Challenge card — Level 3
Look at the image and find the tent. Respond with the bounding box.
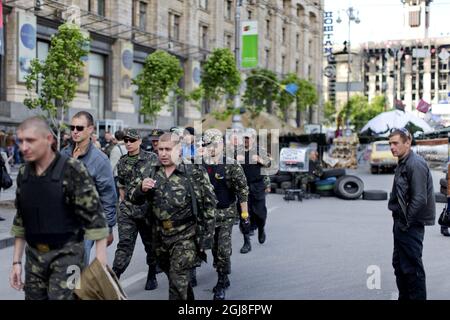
[360,109,434,136]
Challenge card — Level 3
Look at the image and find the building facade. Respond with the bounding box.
[1,0,324,133]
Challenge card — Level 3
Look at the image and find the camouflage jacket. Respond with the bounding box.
[11,153,108,241]
[131,163,217,250]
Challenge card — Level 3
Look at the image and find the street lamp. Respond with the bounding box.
[337,7,360,130]
[232,0,244,129]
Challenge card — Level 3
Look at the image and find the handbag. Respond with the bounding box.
[438,205,450,227]
[0,163,12,190]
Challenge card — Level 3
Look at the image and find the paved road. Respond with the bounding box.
[0,164,449,300]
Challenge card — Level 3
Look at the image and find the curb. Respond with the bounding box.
[0,200,14,209]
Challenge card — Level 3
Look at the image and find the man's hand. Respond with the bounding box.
[141,178,156,192]
[106,232,114,247]
[236,154,245,162]
[252,154,260,164]
[9,264,24,291]
[265,187,271,193]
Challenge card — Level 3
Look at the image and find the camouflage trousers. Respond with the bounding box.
[113,202,156,275]
[212,207,236,274]
[24,241,84,300]
[294,173,317,191]
[156,237,197,300]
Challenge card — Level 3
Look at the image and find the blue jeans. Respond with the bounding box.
[83,240,95,266]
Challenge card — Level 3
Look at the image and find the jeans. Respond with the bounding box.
[83,240,95,266]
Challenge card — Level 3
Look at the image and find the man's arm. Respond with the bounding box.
[10,238,26,290]
[406,160,429,223]
[195,166,217,250]
[95,158,118,228]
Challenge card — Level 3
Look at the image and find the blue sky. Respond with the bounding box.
[324,0,450,46]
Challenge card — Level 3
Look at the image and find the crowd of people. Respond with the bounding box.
[7,112,273,300]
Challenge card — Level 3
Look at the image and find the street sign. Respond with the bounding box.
[241,21,258,69]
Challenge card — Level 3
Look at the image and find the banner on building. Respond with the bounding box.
[0,0,4,56]
[77,29,90,93]
[17,11,37,83]
[120,41,133,97]
[241,21,258,69]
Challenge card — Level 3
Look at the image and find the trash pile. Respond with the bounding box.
[323,135,359,169]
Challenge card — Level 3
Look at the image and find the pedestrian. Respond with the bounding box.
[130,132,217,300]
[0,154,6,221]
[112,128,160,291]
[61,111,117,265]
[182,127,197,162]
[148,129,164,155]
[294,150,324,192]
[201,129,249,300]
[109,130,127,197]
[388,128,435,300]
[91,133,102,149]
[237,128,271,254]
[9,116,108,300]
[101,131,115,157]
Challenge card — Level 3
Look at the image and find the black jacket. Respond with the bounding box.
[388,151,436,229]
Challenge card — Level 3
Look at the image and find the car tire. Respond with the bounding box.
[440,178,447,189]
[322,168,346,179]
[276,174,292,183]
[334,175,364,200]
[280,181,293,189]
[363,190,388,201]
[435,192,447,204]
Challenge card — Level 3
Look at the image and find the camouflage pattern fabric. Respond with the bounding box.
[24,241,84,300]
[113,150,158,275]
[131,163,217,300]
[212,207,235,274]
[293,160,324,190]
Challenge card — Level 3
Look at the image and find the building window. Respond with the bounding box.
[139,2,147,30]
[282,55,286,74]
[36,41,50,96]
[89,53,106,119]
[225,34,232,50]
[309,38,313,56]
[225,0,232,20]
[296,60,299,74]
[98,0,105,16]
[283,0,290,11]
[169,12,181,40]
[200,25,208,49]
[199,0,208,10]
[282,26,286,44]
[308,64,312,80]
[133,62,147,123]
[297,4,304,17]
[248,10,252,20]
[265,48,270,69]
[296,33,300,50]
[266,19,270,39]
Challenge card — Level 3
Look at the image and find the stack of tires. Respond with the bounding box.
[270,172,293,194]
[332,175,364,200]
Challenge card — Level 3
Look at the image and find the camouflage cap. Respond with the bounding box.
[243,128,257,137]
[149,129,164,140]
[170,126,185,136]
[203,128,223,145]
[124,128,141,140]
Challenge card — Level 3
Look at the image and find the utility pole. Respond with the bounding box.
[232,0,244,129]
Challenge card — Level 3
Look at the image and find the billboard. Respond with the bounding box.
[17,11,36,83]
[241,21,258,69]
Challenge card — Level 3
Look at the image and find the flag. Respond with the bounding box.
[416,98,431,113]
[0,0,4,56]
[394,99,405,111]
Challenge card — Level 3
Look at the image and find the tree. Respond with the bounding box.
[24,23,89,150]
[243,68,279,118]
[323,101,336,126]
[133,50,184,123]
[201,48,241,102]
[339,95,386,131]
[276,73,298,122]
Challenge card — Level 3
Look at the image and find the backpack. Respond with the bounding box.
[0,156,12,190]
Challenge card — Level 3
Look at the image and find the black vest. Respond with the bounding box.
[205,163,236,209]
[241,149,263,184]
[20,154,82,245]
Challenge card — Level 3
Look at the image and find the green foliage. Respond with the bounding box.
[323,101,336,125]
[201,48,241,100]
[24,23,89,118]
[339,95,386,131]
[243,68,279,119]
[133,50,183,122]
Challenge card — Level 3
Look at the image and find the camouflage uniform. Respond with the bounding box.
[294,159,324,191]
[131,161,217,300]
[11,153,108,300]
[112,130,159,278]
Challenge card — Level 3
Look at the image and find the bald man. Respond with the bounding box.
[9,116,108,300]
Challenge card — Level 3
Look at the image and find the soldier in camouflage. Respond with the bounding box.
[131,132,217,300]
[9,117,108,300]
[201,129,249,300]
[112,128,160,290]
[294,150,323,191]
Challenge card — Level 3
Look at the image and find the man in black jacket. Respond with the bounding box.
[388,128,435,300]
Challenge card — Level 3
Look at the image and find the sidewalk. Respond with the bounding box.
[0,167,18,249]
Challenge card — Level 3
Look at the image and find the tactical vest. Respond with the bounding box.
[204,163,236,209]
[241,149,263,184]
[19,154,83,245]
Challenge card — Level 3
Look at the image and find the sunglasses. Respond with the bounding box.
[124,137,138,143]
[70,125,85,132]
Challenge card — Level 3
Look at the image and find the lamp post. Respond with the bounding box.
[232,0,244,129]
[337,7,360,130]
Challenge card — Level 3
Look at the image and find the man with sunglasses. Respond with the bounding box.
[201,129,249,300]
[388,128,435,300]
[61,111,117,266]
[112,128,160,290]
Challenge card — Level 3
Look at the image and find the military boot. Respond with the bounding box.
[190,268,198,287]
[145,266,158,290]
[240,234,252,254]
[213,272,227,300]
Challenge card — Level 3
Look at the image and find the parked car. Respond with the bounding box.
[369,140,397,174]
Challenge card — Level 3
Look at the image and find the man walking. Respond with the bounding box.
[131,132,216,300]
[112,129,160,290]
[388,128,435,300]
[9,117,108,300]
[61,111,117,265]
